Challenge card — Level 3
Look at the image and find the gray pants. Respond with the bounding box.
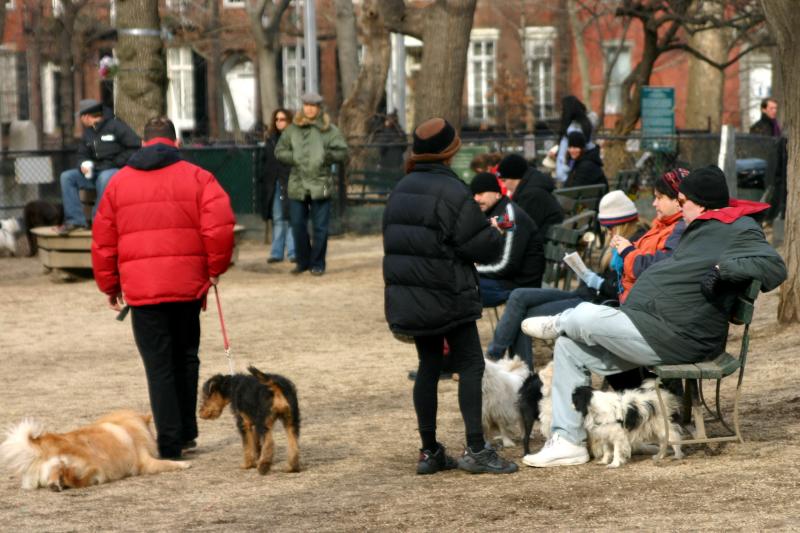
[551,302,675,444]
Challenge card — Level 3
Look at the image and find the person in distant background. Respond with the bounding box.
[749,97,787,222]
[554,96,594,184]
[57,98,140,235]
[260,108,295,264]
[564,131,607,189]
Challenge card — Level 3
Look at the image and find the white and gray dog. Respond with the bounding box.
[481,356,531,448]
[572,379,683,468]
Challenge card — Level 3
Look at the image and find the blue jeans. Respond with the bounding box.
[550,303,664,444]
[486,287,583,367]
[60,167,119,226]
[479,277,514,307]
[290,197,331,272]
[270,183,295,260]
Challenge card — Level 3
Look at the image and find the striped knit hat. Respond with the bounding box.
[598,190,638,227]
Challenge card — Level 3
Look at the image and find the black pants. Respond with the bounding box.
[413,321,485,447]
[131,300,202,458]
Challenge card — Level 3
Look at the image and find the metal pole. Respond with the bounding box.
[303,0,318,94]
[393,33,406,131]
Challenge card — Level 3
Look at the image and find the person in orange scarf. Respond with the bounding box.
[608,168,689,302]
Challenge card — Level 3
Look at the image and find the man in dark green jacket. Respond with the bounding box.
[275,92,348,276]
[519,166,787,468]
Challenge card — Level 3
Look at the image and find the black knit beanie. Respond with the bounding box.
[470,172,502,194]
[567,131,587,148]
[678,165,729,209]
[497,153,528,179]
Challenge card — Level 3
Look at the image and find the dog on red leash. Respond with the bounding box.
[0,410,190,491]
[199,366,300,474]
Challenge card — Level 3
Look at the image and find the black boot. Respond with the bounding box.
[416,443,458,475]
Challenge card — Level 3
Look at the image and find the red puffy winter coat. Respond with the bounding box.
[91,139,235,306]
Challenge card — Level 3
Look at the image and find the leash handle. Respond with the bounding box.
[213,285,235,375]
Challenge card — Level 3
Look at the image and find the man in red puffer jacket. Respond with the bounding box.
[92,117,235,459]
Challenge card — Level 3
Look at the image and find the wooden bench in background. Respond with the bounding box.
[31,224,246,280]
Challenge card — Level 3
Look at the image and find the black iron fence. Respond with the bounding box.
[0,131,783,233]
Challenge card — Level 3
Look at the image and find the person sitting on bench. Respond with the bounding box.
[520,165,786,468]
[57,99,140,235]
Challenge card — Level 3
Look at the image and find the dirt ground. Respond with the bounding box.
[1,235,799,532]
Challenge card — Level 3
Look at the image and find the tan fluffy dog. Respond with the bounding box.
[0,410,190,491]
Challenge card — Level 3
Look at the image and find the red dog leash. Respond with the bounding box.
[213,285,235,375]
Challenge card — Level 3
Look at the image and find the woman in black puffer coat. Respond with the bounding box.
[260,108,295,263]
[383,117,517,476]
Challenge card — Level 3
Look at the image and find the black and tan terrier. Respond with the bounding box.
[199,366,300,474]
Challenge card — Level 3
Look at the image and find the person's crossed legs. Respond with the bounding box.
[523,302,666,468]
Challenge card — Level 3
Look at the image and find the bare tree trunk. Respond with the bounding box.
[247,0,291,127]
[555,0,571,102]
[685,2,727,131]
[761,0,800,323]
[115,0,165,136]
[26,3,44,143]
[567,0,590,104]
[56,7,77,145]
[0,1,6,47]
[334,0,359,101]
[206,0,224,139]
[414,0,477,130]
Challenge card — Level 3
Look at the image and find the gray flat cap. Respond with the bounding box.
[77,98,103,116]
[301,92,323,105]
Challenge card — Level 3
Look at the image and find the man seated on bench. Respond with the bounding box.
[520,166,786,468]
[470,172,545,308]
[496,154,564,239]
[57,99,141,235]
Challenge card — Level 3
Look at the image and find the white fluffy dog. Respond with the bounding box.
[482,356,530,448]
[572,379,684,468]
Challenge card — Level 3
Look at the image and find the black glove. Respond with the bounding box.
[700,265,722,300]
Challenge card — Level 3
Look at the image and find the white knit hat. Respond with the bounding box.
[598,190,638,227]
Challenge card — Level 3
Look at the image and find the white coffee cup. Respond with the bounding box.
[81,160,94,179]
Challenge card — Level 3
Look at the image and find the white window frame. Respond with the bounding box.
[603,40,633,115]
[166,47,195,134]
[5,1,15,10]
[523,26,556,120]
[467,28,498,124]
[282,44,305,110]
[0,50,18,123]
[52,0,63,17]
[222,0,245,8]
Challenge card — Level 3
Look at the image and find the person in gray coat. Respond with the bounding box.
[519,165,787,468]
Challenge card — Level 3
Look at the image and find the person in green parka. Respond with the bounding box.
[518,165,787,468]
[275,92,348,276]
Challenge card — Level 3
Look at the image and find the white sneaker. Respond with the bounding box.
[521,314,561,340]
[522,433,589,468]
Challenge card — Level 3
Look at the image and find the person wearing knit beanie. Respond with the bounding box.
[678,165,729,210]
[567,131,587,149]
[598,190,638,227]
[655,167,690,199]
[405,117,461,173]
[470,172,503,213]
[497,154,528,180]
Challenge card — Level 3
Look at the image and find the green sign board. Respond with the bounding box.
[641,86,675,152]
[451,145,490,183]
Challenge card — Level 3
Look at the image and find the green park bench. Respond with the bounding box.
[346,168,404,204]
[650,279,761,454]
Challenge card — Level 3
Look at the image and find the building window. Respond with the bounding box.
[524,26,556,119]
[167,47,195,133]
[222,0,245,8]
[5,1,15,9]
[603,41,632,115]
[52,0,63,17]
[467,28,498,123]
[0,51,18,123]
[282,44,305,110]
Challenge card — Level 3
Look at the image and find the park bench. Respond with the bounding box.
[31,224,246,280]
[346,168,404,204]
[650,279,761,454]
[613,169,640,197]
[553,183,607,219]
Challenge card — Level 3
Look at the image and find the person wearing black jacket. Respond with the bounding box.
[496,153,563,236]
[470,172,544,307]
[564,131,608,189]
[57,99,141,234]
[260,108,295,263]
[383,117,517,476]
